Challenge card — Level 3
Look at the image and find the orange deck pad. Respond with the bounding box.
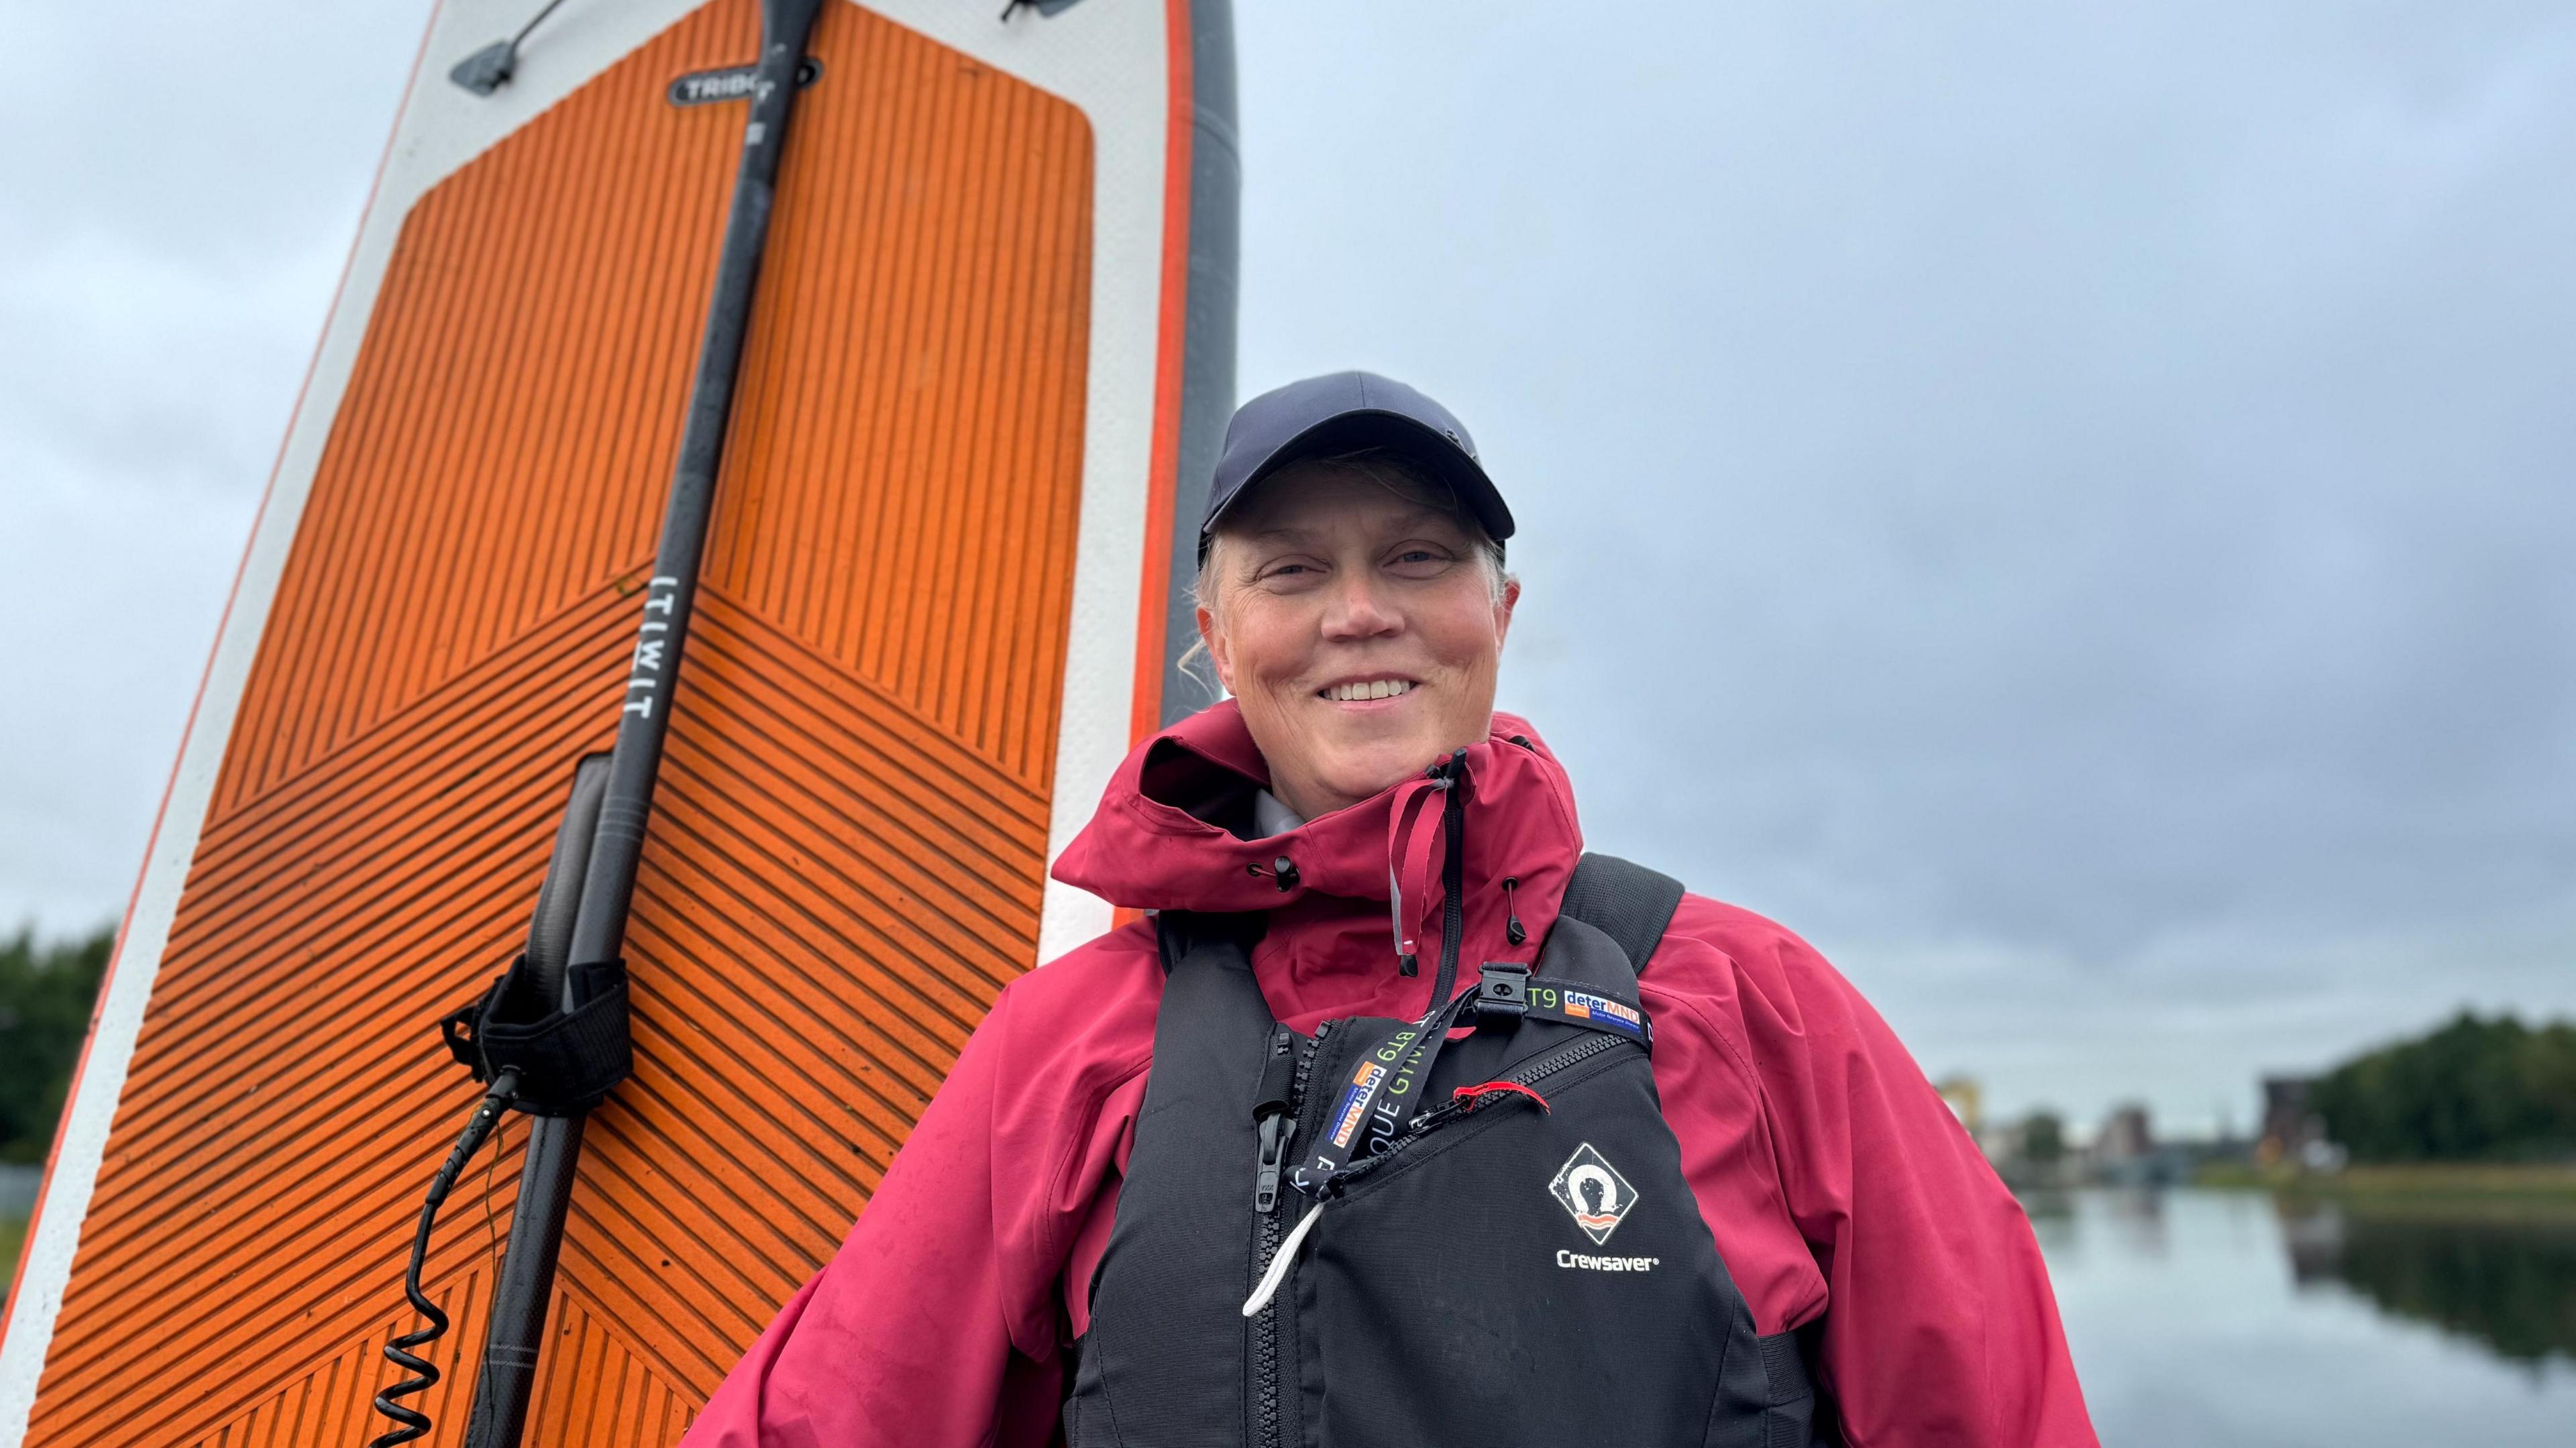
[23,3,1093,1443]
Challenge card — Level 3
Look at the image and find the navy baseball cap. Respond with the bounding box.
[1199,371,1514,562]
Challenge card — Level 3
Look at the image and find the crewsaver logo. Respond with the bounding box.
[1549,1143,1638,1245]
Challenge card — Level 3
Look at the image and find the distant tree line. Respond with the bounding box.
[2312,1010,2576,1163]
[2021,1110,2065,1162]
[0,928,112,1164]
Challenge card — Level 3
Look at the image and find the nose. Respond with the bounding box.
[1320,569,1402,643]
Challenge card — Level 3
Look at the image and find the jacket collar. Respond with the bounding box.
[1053,702,1587,992]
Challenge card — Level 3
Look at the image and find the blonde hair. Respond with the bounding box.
[1179,447,1513,693]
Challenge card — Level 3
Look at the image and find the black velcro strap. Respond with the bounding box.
[1557,852,1686,977]
[439,955,633,1117]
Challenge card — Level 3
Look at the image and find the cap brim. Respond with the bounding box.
[1203,410,1515,551]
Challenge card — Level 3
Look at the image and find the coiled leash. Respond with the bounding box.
[366,950,635,1446]
[366,1073,517,1445]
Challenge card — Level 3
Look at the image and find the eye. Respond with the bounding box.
[1385,543,1456,576]
[1254,556,1327,589]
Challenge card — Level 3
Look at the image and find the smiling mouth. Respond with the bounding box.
[1320,678,1417,702]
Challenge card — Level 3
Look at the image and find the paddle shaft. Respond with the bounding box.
[462,3,823,1442]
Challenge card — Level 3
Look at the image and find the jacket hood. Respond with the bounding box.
[1053,702,1588,988]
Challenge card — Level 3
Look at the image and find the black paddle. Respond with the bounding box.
[369,2,824,1443]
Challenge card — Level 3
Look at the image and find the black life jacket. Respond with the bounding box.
[1066,853,1825,1448]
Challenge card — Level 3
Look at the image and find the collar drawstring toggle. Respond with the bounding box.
[1383,754,1461,978]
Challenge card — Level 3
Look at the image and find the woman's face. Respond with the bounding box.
[1199,463,1519,821]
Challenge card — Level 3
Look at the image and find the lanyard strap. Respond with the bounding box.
[1291,993,1464,1192]
[1469,962,1651,1046]
[1288,972,1654,1196]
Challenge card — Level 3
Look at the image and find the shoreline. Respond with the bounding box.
[2190,1162,2576,1220]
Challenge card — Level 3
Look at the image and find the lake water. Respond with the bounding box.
[2032,1188,2576,1447]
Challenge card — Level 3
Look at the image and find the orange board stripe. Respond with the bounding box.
[1130,0,1198,746]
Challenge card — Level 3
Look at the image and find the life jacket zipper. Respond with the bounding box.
[1291,1021,1330,1125]
[1317,1030,1631,1197]
[1252,1025,1297,1214]
[1252,1020,1327,1448]
[1252,1196,1283,1448]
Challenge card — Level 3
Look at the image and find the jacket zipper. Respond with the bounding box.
[1427,771,1467,1009]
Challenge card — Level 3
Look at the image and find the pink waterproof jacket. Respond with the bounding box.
[682,704,2097,1447]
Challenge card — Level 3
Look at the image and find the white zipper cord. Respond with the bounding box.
[1240,1202,1325,1318]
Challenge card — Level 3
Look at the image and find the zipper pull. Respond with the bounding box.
[1253,1025,1297,1116]
[1251,1024,1299,1213]
[1389,862,1418,976]
[1452,1080,1550,1113]
[1241,1202,1326,1317]
[1252,1111,1293,1213]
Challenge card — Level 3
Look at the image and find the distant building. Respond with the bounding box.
[2087,1101,2189,1185]
[2096,1103,2154,1162]
[1935,1075,1984,1137]
[2259,1074,2334,1169]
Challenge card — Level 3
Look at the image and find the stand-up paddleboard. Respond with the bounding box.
[0,1,1237,1443]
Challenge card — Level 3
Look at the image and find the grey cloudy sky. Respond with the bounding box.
[4,1,2570,1134]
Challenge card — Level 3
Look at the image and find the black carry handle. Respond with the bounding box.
[440,956,632,1117]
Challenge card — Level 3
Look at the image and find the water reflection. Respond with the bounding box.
[2275,1197,2576,1368]
[2035,1188,2576,1447]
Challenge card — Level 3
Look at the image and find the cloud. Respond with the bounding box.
[1236,1,2576,1127]
[0,1,433,929]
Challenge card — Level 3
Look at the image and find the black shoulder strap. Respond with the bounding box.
[1152,909,1267,974]
[1556,852,1686,977]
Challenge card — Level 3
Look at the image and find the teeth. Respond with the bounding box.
[1326,679,1414,702]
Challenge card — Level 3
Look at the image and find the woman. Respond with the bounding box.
[683,372,2098,1446]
